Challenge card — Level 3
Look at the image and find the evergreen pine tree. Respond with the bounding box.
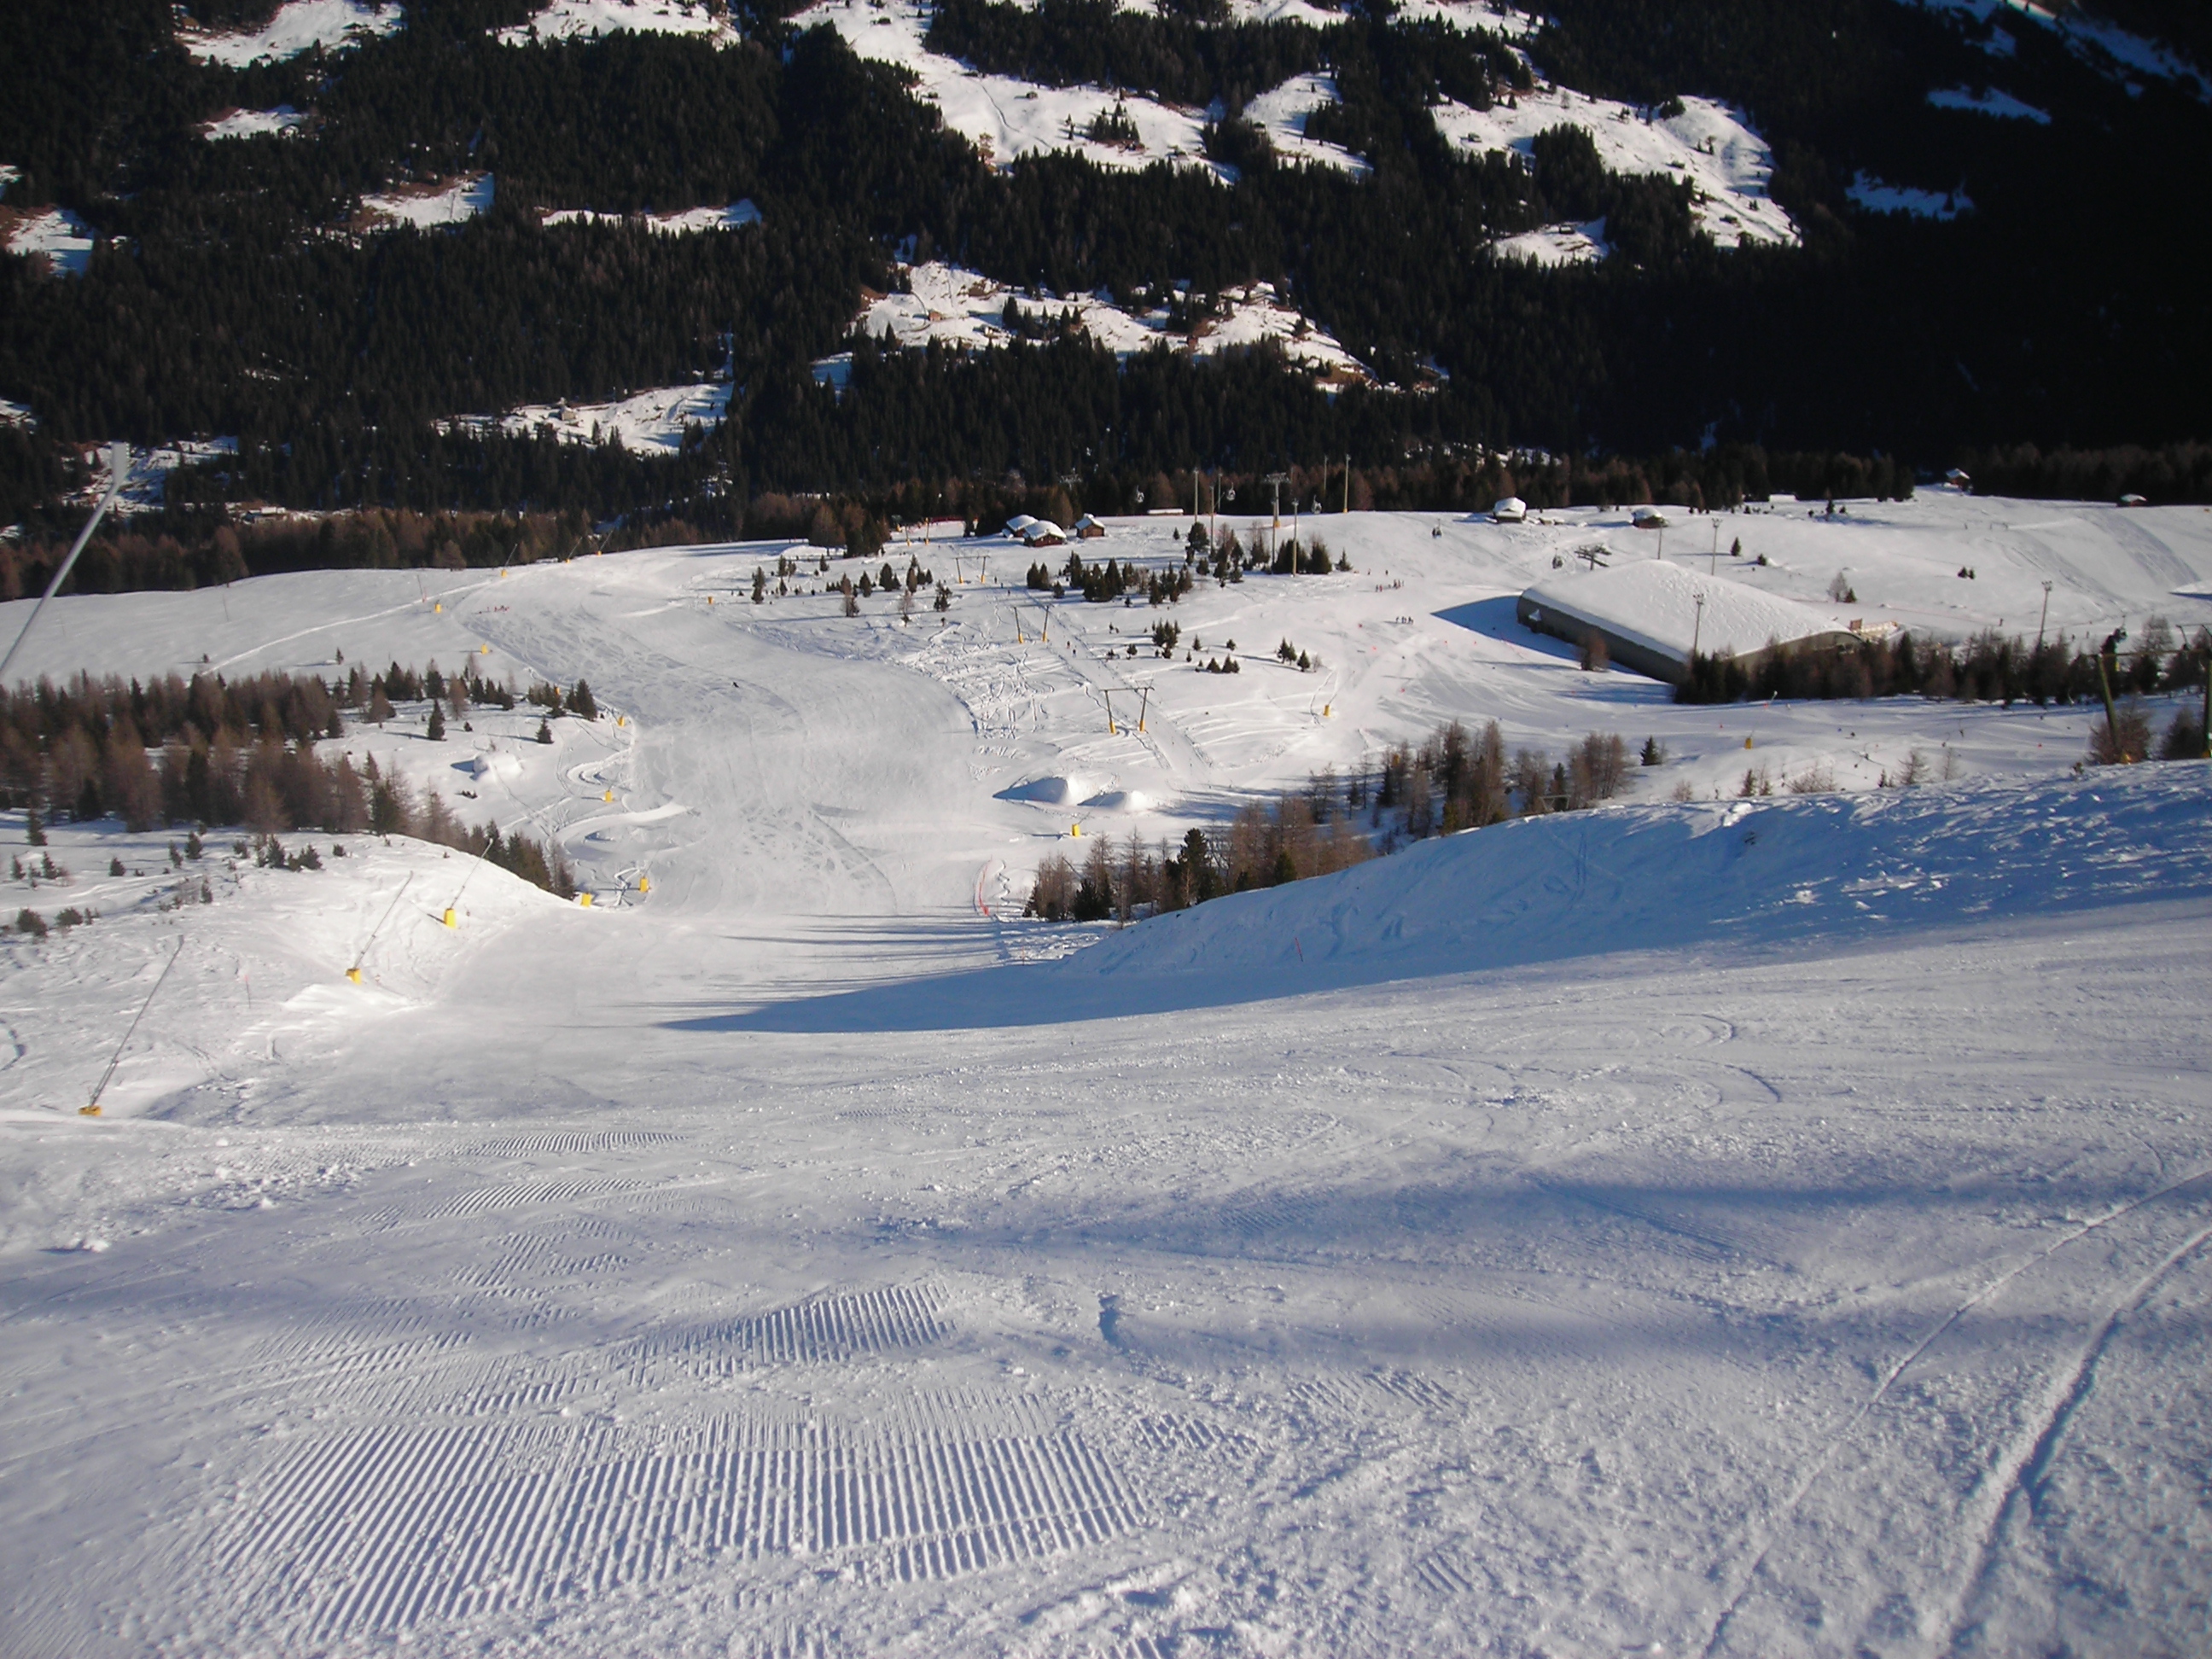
[568,679,597,719]
[536,719,554,744]
[24,809,44,846]
[427,704,446,741]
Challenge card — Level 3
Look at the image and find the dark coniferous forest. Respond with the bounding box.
[1,0,2209,584]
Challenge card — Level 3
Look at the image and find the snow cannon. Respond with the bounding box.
[442,907,457,928]
[577,893,594,907]
[77,1104,101,1116]
[602,788,614,803]
[346,967,363,984]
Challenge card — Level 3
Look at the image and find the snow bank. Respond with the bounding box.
[181,0,402,67]
[1068,766,2212,988]
[1520,558,1848,669]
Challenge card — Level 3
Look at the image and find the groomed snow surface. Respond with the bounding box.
[3,497,2211,1655]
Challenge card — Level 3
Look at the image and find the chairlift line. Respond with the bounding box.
[0,442,130,689]
[80,936,186,1117]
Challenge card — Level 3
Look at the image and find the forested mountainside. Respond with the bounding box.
[1,0,2208,558]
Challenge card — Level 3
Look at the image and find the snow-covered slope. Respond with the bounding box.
[498,0,742,45]
[1435,90,1798,258]
[790,0,1224,173]
[201,105,311,141]
[3,206,94,276]
[1069,766,2212,990]
[361,174,496,230]
[180,0,404,67]
[445,379,731,453]
[845,260,1373,383]
[2,500,2209,1656]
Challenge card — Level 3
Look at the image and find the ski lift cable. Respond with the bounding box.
[0,442,130,689]
[81,934,187,1116]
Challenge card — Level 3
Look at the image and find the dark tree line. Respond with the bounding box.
[3,0,2209,539]
[1677,622,2212,707]
[0,664,575,892]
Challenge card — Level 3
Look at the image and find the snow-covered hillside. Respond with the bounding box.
[2,498,2209,1655]
[842,261,1374,385]
[179,0,403,67]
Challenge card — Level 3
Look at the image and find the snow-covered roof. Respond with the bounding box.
[1493,497,1527,521]
[1021,521,1069,544]
[1522,559,1848,665]
[1004,515,1039,535]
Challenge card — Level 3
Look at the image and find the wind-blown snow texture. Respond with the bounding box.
[2,498,2209,1656]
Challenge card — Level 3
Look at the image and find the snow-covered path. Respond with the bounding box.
[3,498,2209,1654]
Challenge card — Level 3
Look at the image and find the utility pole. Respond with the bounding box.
[1709,519,1719,575]
[2036,579,2053,649]
[1342,453,1351,515]
[1691,591,1706,660]
[1265,471,1289,562]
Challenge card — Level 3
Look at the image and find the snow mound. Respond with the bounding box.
[1081,789,1153,812]
[458,752,526,780]
[1521,558,1847,668]
[1071,768,2212,987]
[182,0,401,67]
[998,775,1097,806]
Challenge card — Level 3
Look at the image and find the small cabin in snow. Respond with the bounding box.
[1630,504,1671,530]
[1021,520,1068,547]
[1074,514,1108,538]
[1492,496,1527,524]
[1003,514,1039,537]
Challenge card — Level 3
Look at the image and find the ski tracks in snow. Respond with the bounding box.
[1700,1162,2212,1656]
